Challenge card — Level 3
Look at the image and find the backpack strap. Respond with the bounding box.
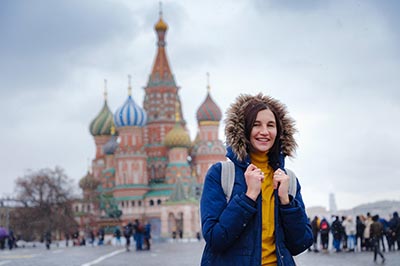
[221,160,235,202]
[285,168,297,197]
[220,162,298,203]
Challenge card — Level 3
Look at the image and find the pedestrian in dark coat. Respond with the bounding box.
[331,216,343,252]
[144,222,151,250]
[200,94,313,266]
[319,218,330,252]
[44,231,51,250]
[389,211,400,250]
[356,215,365,251]
[370,215,385,263]
[311,216,320,252]
[124,223,133,251]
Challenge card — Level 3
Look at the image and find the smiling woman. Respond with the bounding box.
[200,93,313,266]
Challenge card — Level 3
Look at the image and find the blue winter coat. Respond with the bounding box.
[200,148,313,265]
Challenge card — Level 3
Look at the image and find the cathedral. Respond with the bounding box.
[75,10,225,239]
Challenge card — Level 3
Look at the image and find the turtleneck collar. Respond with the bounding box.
[250,152,269,166]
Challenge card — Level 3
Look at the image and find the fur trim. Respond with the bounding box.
[224,93,297,162]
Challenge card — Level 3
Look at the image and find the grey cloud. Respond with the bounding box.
[0,0,137,94]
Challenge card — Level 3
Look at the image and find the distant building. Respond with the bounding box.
[73,9,225,239]
[329,193,338,213]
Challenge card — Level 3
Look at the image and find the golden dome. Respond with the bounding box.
[155,17,168,32]
[164,124,191,148]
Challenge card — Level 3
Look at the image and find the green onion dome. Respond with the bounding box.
[89,80,114,136]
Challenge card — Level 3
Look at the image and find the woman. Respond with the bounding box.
[200,93,313,266]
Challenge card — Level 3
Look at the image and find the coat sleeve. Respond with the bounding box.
[278,177,313,255]
[200,163,257,253]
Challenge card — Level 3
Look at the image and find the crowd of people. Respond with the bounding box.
[83,219,152,252]
[309,211,400,262]
[0,220,152,252]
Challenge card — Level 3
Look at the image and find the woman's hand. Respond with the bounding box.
[273,169,290,205]
[244,164,264,201]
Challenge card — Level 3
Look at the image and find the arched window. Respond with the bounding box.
[157,199,162,205]
[138,200,142,207]
[149,199,154,206]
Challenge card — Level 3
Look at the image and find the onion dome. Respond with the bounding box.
[79,171,100,191]
[196,73,222,122]
[164,102,191,148]
[114,76,147,127]
[103,126,118,155]
[164,123,192,148]
[89,80,114,136]
[155,17,168,32]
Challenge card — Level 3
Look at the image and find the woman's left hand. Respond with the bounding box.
[273,169,290,205]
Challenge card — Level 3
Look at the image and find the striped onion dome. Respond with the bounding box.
[196,92,222,122]
[164,123,192,148]
[89,100,114,136]
[114,79,147,128]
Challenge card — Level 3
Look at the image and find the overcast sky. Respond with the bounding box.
[1,0,399,210]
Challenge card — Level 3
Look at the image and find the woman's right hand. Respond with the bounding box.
[244,164,264,201]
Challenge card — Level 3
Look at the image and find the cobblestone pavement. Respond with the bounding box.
[0,240,399,265]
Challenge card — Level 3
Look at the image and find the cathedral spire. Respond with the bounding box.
[103,79,108,101]
[206,72,211,93]
[128,74,132,96]
[150,7,173,86]
[175,101,181,123]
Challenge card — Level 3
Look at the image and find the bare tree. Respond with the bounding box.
[11,167,78,241]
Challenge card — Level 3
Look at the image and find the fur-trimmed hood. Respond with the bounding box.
[224,93,297,162]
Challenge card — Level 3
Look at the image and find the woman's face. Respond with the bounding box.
[250,109,277,154]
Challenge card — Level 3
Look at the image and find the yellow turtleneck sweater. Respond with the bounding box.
[250,152,276,266]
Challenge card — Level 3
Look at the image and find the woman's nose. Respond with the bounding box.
[260,125,268,134]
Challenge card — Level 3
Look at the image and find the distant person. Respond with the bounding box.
[114,226,122,246]
[196,232,201,241]
[144,222,151,250]
[364,213,373,251]
[343,216,356,252]
[319,218,330,252]
[370,215,385,263]
[341,216,348,250]
[200,94,313,265]
[311,216,320,252]
[378,216,389,252]
[124,223,133,251]
[133,219,144,251]
[98,228,105,246]
[356,215,365,251]
[44,231,51,250]
[64,232,70,247]
[389,211,400,251]
[89,230,95,246]
[7,229,15,250]
[331,216,343,252]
